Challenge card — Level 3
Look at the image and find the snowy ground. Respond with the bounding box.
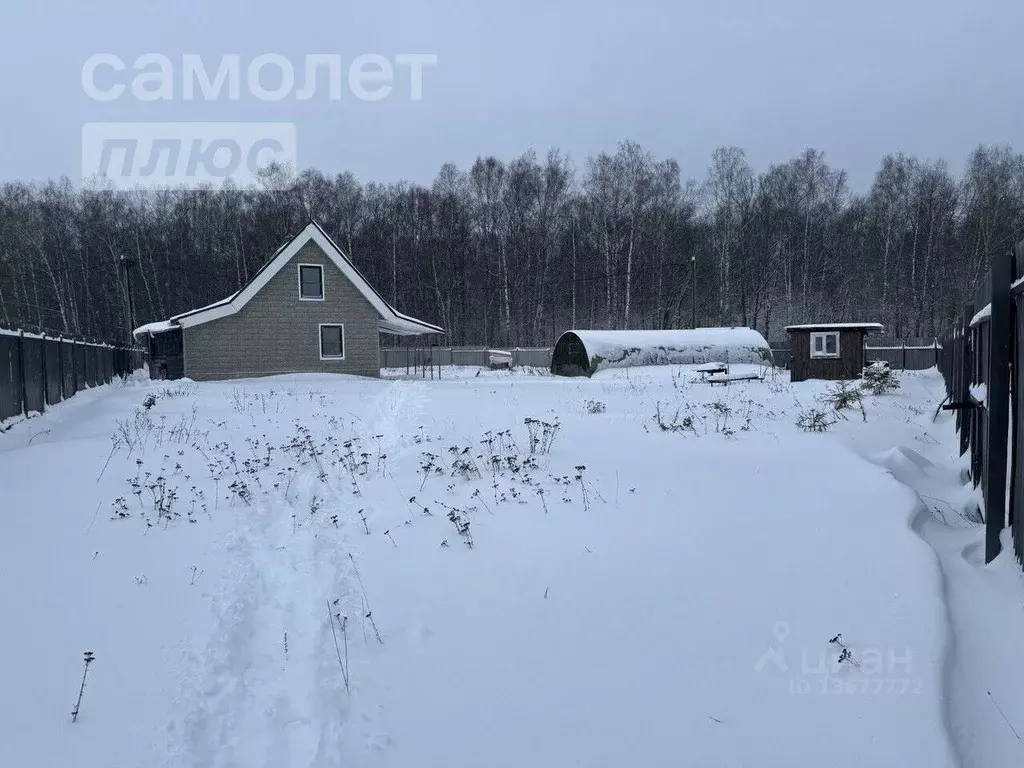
[1,365,1022,768]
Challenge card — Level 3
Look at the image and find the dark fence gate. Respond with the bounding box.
[939,243,1022,568]
[0,329,145,426]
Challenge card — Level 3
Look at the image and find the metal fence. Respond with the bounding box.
[938,242,1021,568]
[0,329,145,425]
[863,343,942,371]
[767,341,940,372]
[381,346,554,371]
[386,342,940,374]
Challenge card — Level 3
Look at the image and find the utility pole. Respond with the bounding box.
[119,255,136,345]
[691,254,697,328]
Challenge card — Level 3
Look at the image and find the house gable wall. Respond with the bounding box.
[183,241,380,380]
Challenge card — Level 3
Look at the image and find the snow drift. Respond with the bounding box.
[550,328,773,376]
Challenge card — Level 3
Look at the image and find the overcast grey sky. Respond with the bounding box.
[1,0,1021,191]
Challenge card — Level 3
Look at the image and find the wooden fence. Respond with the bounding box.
[0,329,145,425]
[938,242,1022,567]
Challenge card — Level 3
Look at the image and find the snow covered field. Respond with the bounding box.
[1,365,1022,768]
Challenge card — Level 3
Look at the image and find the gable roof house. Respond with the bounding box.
[133,221,443,381]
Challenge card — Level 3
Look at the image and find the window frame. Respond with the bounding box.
[319,323,346,361]
[810,331,840,359]
[297,263,325,301]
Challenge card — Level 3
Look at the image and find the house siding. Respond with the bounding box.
[183,242,381,380]
[789,329,866,382]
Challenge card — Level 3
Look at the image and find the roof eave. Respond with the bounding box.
[379,318,445,336]
[785,324,884,333]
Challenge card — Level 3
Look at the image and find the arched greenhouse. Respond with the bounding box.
[550,328,773,377]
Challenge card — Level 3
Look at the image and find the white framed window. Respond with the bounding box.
[810,331,840,359]
[319,324,345,360]
[298,264,324,300]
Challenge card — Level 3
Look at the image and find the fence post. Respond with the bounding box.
[960,305,973,456]
[934,338,939,368]
[902,340,907,370]
[985,249,1012,563]
[1010,244,1021,557]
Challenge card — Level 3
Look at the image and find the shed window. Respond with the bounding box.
[320,324,345,359]
[810,332,840,359]
[299,264,324,300]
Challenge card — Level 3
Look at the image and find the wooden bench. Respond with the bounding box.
[696,362,729,379]
[707,372,763,386]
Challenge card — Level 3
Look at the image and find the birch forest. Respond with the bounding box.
[1,142,1022,346]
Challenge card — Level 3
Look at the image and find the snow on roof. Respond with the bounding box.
[969,304,991,327]
[556,328,773,374]
[572,328,771,349]
[785,323,884,332]
[170,294,238,322]
[132,320,179,340]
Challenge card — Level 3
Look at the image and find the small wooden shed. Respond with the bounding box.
[785,323,883,382]
[132,321,184,380]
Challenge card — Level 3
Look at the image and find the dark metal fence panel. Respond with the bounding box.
[0,335,23,422]
[81,344,90,387]
[74,343,86,391]
[969,315,990,491]
[44,339,62,405]
[938,246,1021,569]
[62,341,75,398]
[986,247,1013,560]
[0,327,144,427]
[21,336,45,414]
[1014,244,1024,567]
[87,346,99,387]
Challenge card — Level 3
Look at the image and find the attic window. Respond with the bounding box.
[810,331,840,359]
[298,264,324,300]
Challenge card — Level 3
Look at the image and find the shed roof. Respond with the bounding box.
[169,221,444,336]
[785,323,883,333]
[132,320,179,341]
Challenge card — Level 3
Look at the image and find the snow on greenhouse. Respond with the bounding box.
[550,328,773,376]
